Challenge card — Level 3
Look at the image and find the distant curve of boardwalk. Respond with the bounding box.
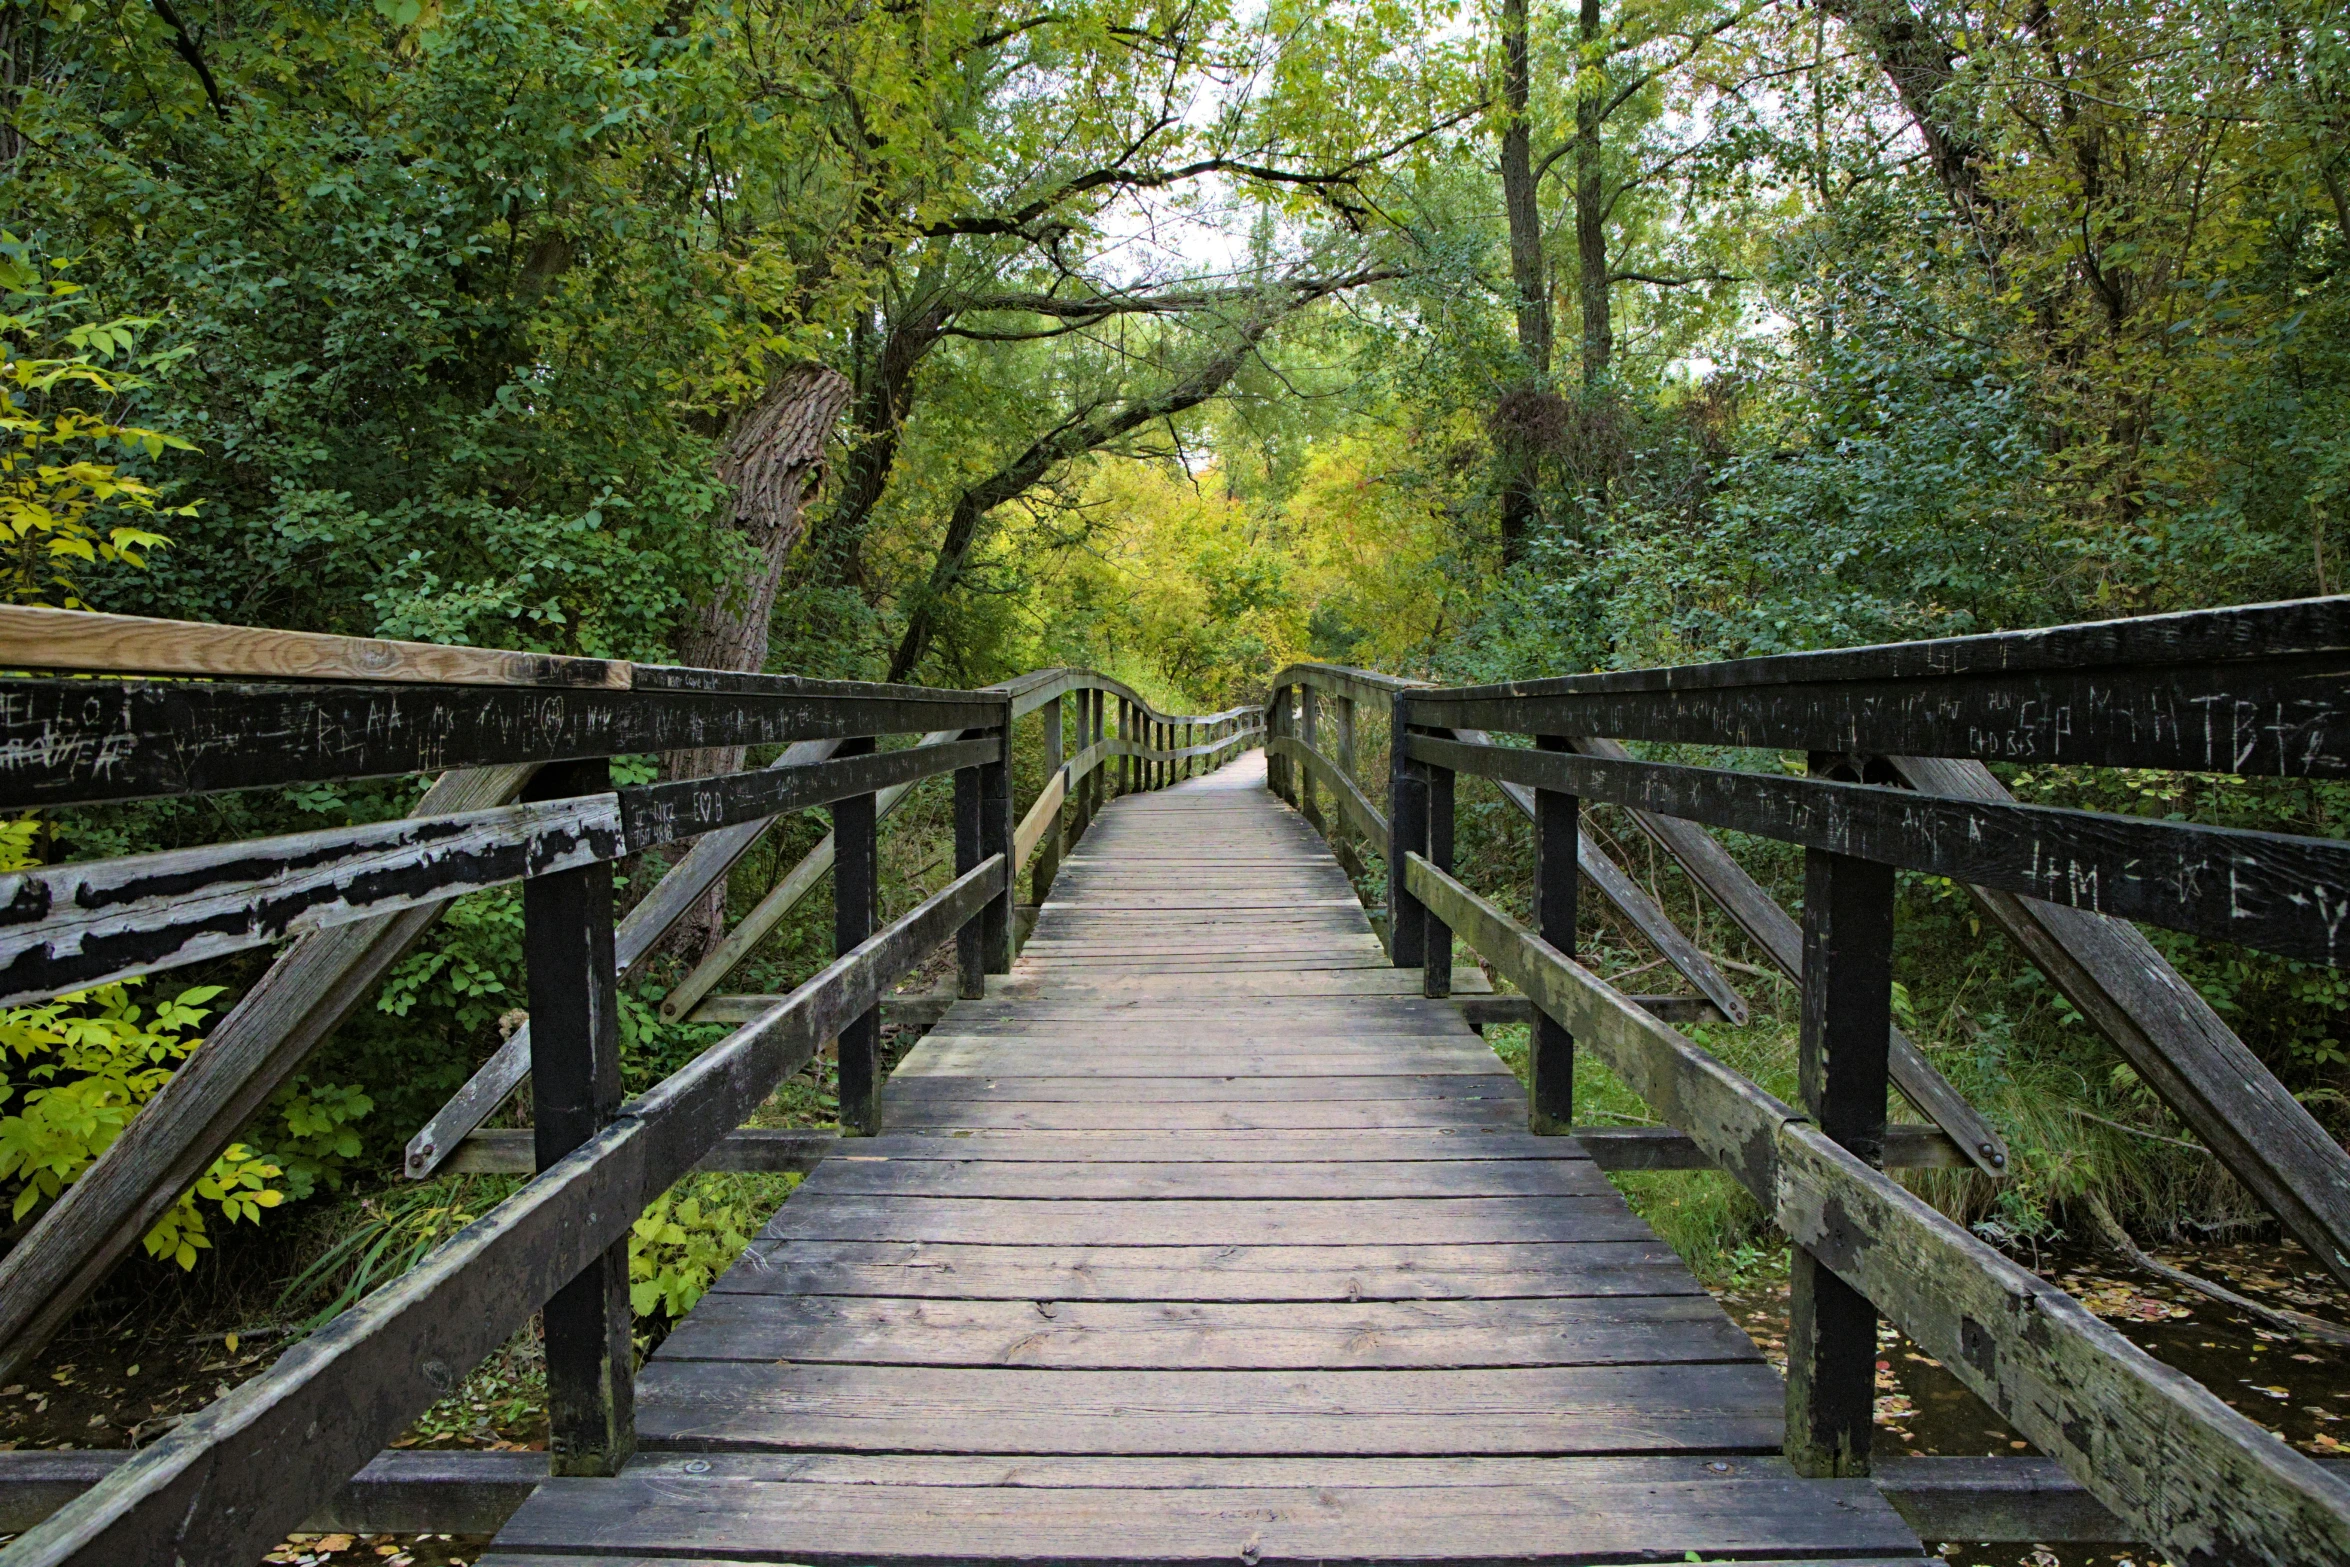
[483,750,1930,1565]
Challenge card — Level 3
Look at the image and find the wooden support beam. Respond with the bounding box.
[0,1448,549,1537]
[979,721,1015,975]
[1455,993,1721,1028]
[1014,767,1071,871]
[0,764,537,1386]
[1447,726,1750,1027]
[408,739,847,1178]
[1034,696,1065,903]
[690,992,953,1028]
[1424,751,1455,999]
[1387,692,1429,973]
[1566,734,2007,1179]
[1403,850,2350,1567]
[1299,687,1322,833]
[958,751,986,1000]
[1270,731,1750,1029]
[1891,753,2350,1293]
[656,730,967,1024]
[618,737,992,854]
[447,1126,838,1175]
[0,741,990,1010]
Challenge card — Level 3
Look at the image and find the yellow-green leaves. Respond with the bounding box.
[0,245,197,609]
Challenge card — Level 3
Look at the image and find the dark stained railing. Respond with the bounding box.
[1263,598,2350,1564]
[0,605,1258,1565]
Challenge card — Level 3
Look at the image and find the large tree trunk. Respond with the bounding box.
[1,2,44,169]
[1495,0,1551,563]
[661,363,854,962]
[1573,0,1611,388]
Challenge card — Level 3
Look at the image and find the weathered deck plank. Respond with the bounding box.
[487,751,1921,1564]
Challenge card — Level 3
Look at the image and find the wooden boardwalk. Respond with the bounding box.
[485,753,1928,1565]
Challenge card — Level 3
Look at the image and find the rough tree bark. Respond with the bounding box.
[1495,0,1551,563]
[1572,0,1611,387]
[661,363,854,961]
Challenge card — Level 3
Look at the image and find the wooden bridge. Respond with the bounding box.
[484,753,1921,1564]
[0,601,2347,1563]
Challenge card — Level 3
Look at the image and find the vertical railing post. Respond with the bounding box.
[1119,697,1134,795]
[833,737,881,1137]
[1424,744,1454,999]
[980,698,1016,974]
[522,757,633,1479]
[1085,687,1104,825]
[1786,754,1896,1479]
[1299,685,1322,834]
[1069,689,1091,842]
[1388,691,1428,972]
[1034,694,1064,904]
[955,749,986,1000]
[1329,694,1360,875]
[1270,686,1293,801]
[1530,735,1578,1134]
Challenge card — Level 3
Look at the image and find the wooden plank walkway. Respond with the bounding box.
[484,752,1928,1565]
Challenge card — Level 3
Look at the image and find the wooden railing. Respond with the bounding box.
[1263,601,2350,1563]
[401,665,1256,1173]
[0,605,1258,1565]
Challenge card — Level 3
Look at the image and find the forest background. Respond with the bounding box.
[1,0,2347,1340]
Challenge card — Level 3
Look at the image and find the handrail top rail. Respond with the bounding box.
[0,604,995,705]
[1407,595,2350,705]
[1265,662,1431,710]
[986,664,1259,728]
[0,606,1271,729]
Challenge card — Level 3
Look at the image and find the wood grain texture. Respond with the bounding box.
[1890,751,2350,1289]
[633,1360,1793,1454]
[0,678,1000,808]
[479,752,1920,1567]
[1569,735,2010,1177]
[1405,849,2350,1565]
[486,1467,1924,1566]
[0,859,1006,1567]
[407,741,848,1179]
[1407,598,2350,775]
[0,763,538,1387]
[0,604,631,688]
[0,795,621,1005]
[1413,732,2350,965]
